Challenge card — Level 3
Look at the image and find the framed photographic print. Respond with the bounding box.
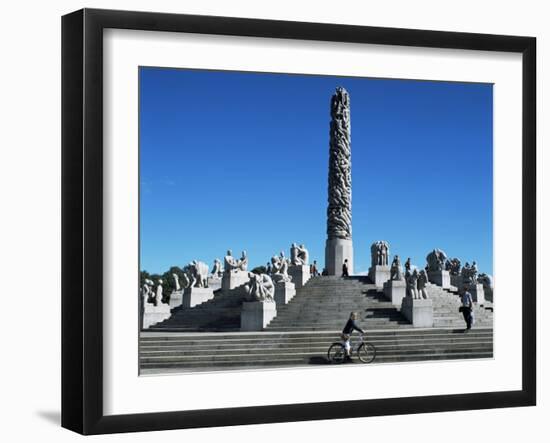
[61,8,536,435]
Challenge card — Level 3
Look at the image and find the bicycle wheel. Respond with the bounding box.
[358,342,376,363]
[327,343,346,364]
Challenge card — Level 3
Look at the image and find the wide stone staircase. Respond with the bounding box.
[140,328,493,372]
[148,288,246,332]
[426,283,494,328]
[266,276,410,331]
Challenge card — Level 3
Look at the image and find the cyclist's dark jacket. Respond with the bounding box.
[342,319,364,335]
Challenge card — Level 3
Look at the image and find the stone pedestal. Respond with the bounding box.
[428,270,451,289]
[483,287,494,303]
[141,301,171,329]
[222,270,249,292]
[450,274,463,289]
[288,265,311,288]
[368,265,391,288]
[169,290,183,309]
[208,276,222,291]
[241,301,277,331]
[469,283,486,306]
[325,238,353,276]
[274,281,296,305]
[401,297,434,328]
[182,287,215,308]
[383,279,407,307]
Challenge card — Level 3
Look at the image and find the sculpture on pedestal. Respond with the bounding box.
[426,248,448,272]
[390,255,404,281]
[224,250,239,272]
[461,261,478,286]
[172,273,180,291]
[184,260,209,288]
[406,270,420,299]
[405,258,411,272]
[477,273,493,289]
[154,279,164,306]
[211,259,223,277]
[244,273,275,302]
[238,250,248,272]
[270,254,292,284]
[290,243,309,265]
[447,258,461,275]
[371,241,390,266]
[141,279,154,304]
[418,270,429,299]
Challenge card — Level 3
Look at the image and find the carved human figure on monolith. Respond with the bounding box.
[406,270,419,299]
[271,255,292,284]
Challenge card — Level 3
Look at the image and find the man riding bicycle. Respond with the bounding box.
[341,312,365,361]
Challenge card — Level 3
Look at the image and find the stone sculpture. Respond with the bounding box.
[418,270,429,299]
[238,250,248,272]
[371,241,390,266]
[327,87,352,240]
[141,279,154,304]
[270,254,292,284]
[184,260,209,288]
[390,255,404,281]
[290,243,309,265]
[405,270,420,299]
[426,248,448,272]
[211,259,223,277]
[461,261,478,286]
[244,272,275,302]
[405,258,411,272]
[477,273,493,289]
[325,88,354,276]
[172,273,180,291]
[224,250,239,272]
[154,279,164,306]
[266,262,272,275]
[447,258,461,275]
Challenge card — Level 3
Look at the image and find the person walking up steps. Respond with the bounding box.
[341,312,364,362]
[461,288,474,332]
[342,259,349,277]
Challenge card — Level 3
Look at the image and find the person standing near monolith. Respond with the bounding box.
[325,87,354,276]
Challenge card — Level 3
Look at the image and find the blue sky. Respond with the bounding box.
[139,67,493,276]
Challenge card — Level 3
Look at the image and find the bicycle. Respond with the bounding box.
[327,333,376,364]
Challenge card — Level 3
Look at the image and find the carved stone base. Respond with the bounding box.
[274,281,296,305]
[368,265,391,288]
[241,301,277,331]
[288,265,311,288]
[325,238,354,276]
[401,297,434,328]
[222,270,249,292]
[428,270,451,289]
[483,287,494,303]
[182,287,215,308]
[142,302,171,329]
[450,274,463,289]
[208,276,222,291]
[383,279,407,307]
[468,283,486,305]
[169,290,183,309]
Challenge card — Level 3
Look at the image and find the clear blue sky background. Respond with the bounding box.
[139,67,493,276]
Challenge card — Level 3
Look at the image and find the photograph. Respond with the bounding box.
[138,67,495,375]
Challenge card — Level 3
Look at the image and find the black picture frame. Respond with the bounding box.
[61,8,536,435]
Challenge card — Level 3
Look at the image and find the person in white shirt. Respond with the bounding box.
[461,289,474,332]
